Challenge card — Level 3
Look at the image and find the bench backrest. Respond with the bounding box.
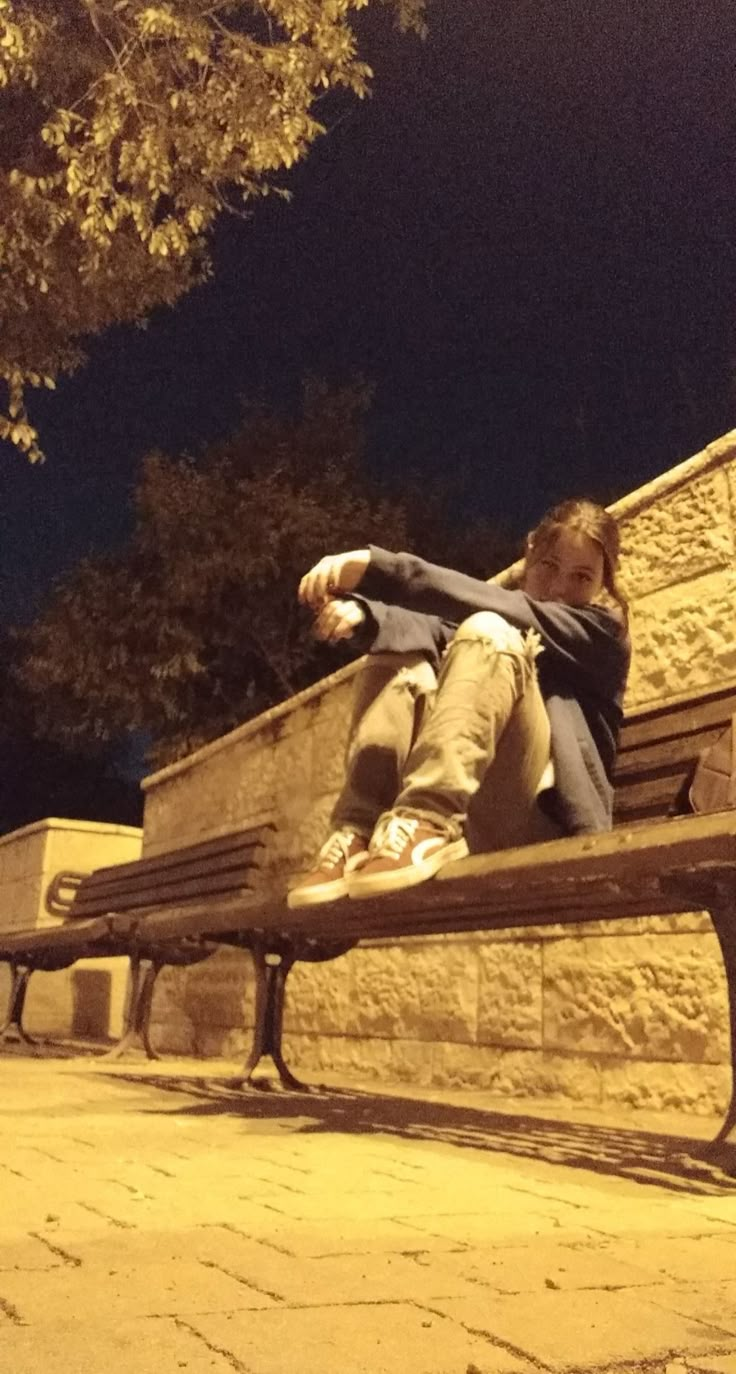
[46,826,273,921]
[614,681,736,824]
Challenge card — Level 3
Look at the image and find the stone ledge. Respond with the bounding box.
[142,657,363,792]
[0,816,142,848]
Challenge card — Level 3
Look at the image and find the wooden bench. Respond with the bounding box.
[0,828,275,1058]
[2,680,736,1146]
[123,679,736,1143]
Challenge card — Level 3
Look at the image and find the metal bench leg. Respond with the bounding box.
[237,943,310,1092]
[0,964,39,1048]
[100,955,161,1062]
[710,903,736,1145]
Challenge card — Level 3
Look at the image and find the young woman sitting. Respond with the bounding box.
[287,499,631,907]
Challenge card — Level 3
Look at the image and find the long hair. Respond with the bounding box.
[526,498,629,629]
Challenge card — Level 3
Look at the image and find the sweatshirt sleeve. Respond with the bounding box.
[349,596,455,672]
[361,546,629,698]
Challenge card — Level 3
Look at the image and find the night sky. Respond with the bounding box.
[2,0,736,625]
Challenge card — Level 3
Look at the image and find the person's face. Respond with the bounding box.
[522,527,605,607]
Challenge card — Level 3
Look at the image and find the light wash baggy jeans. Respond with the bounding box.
[332,611,563,853]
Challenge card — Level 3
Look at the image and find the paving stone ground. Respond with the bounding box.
[2,1051,736,1374]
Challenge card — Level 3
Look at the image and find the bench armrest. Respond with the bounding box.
[45,870,90,919]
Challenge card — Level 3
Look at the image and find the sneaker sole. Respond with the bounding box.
[347,837,468,899]
[287,877,349,909]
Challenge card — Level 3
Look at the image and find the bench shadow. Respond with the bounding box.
[102,1069,736,1195]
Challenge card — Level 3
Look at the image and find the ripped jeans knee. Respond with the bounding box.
[451,612,543,679]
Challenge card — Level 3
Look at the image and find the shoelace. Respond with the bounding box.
[319,829,359,867]
[369,814,420,859]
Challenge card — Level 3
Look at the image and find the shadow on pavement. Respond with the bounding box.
[102,1069,736,1195]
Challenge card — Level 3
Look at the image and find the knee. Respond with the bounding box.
[453,611,526,653]
[362,650,437,692]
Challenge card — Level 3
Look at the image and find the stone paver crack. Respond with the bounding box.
[77,1201,136,1229]
[245,1199,288,1216]
[199,1257,285,1303]
[0,1295,25,1326]
[28,1230,82,1267]
[26,1146,69,1165]
[173,1317,254,1373]
[412,1298,554,1371]
[245,1153,311,1175]
[101,1177,154,1199]
[199,1222,296,1257]
[246,1173,305,1194]
[0,1162,29,1179]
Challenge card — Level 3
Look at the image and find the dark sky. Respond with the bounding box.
[2,0,736,624]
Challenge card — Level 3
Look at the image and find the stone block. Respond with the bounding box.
[626,568,736,706]
[383,1033,438,1084]
[43,822,141,886]
[152,1020,197,1054]
[0,819,141,932]
[23,967,74,1035]
[182,947,252,1029]
[149,963,189,1023]
[307,680,354,799]
[272,723,314,821]
[453,913,714,944]
[543,931,729,1063]
[273,792,336,875]
[477,939,543,1048]
[430,1041,602,1100]
[0,825,46,885]
[288,1028,440,1089]
[285,1030,395,1081]
[142,741,276,853]
[142,774,204,852]
[195,1024,248,1059]
[300,1030,439,1085]
[599,1056,730,1116]
[619,467,733,601]
[346,940,478,1042]
[0,875,40,931]
[220,746,277,828]
[285,951,356,1034]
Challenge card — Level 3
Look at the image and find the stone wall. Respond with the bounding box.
[142,431,736,1116]
[0,818,142,1039]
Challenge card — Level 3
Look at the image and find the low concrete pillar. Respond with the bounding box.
[0,818,142,1040]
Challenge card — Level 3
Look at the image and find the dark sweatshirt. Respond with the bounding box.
[353,545,632,836]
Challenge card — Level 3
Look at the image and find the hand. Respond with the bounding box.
[298,549,370,609]
[312,598,366,643]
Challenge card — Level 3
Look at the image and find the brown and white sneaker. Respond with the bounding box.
[287,827,370,908]
[346,812,468,899]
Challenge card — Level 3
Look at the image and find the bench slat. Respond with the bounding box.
[615,724,728,778]
[618,685,736,750]
[71,847,265,906]
[614,770,693,817]
[68,867,262,917]
[81,827,271,889]
[0,918,117,959]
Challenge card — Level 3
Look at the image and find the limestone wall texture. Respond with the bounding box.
[142,431,736,1116]
[0,818,142,1038]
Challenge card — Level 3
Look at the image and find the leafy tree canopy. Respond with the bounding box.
[15,378,515,770]
[0,0,425,461]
